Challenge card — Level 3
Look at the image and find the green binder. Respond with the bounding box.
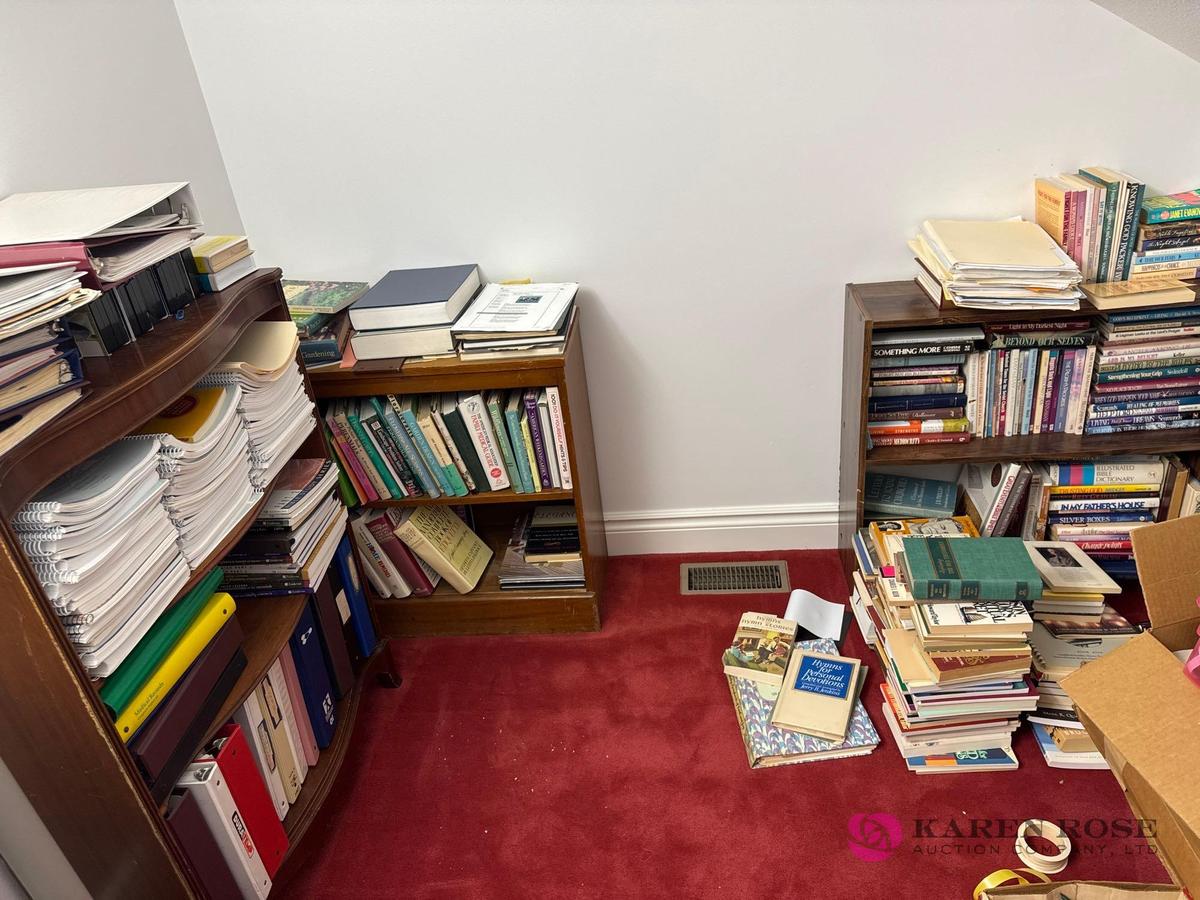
[99,567,224,717]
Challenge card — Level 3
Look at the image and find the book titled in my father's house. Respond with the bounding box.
[769,650,863,742]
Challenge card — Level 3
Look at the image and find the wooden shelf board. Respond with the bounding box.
[365,487,573,508]
[368,510,597,635]
[852,279,1200,329]
[866,426,1200,464]
[0,269,284,518]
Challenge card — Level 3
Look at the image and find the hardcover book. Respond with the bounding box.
[392,504,492,594]
[899,536,1044,601]
[769,649,863,742]
[721,612,799,687]
[348,264,479,331]
[862,473,956,518]
[282,279,369,315]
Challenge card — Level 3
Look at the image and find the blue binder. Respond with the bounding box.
[332,535,378,658]
[288,605,336,748]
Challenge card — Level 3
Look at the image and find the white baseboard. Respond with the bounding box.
[603,502,839,555]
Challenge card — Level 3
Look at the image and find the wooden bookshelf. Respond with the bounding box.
[838,279,1200,579]
[309,311,606,636]
[0,270,384,899]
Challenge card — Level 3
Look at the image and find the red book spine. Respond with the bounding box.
[365,512,434,595]
[325,409,377,502]
[206,724,289,878]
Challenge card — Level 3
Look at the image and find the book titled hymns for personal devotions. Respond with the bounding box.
[769,649,863,742]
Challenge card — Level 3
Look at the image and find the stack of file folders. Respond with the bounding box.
[910,219,1084,311]
[0,262,97,454]
[201,321,316,489]
[221,458,347,597]
[12,437,190,675]
[135,384,258,568]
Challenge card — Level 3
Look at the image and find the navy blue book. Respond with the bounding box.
[289,605,337,748]
[332,535,378,658]
[867,392,967,413]
[348,264,479,332]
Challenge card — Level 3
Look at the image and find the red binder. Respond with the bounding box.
[200,723,289,877]
[0,242,99,289]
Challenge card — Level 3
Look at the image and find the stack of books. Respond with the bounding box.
[135,384,259,568]
[1086,306,1200,435]
[189,235,256,293]
[351,504,492,595]
[221,459,348,597]
[866,327,982,447]
[12,437,190,676]
[283,280,367,369]
[498,507,585,590]
[347,265,480,362]
[1023,539,1122,623]
[200,322,317,488]
[1027,614,1137,768]
[0,264,92,454]
[960,320,1098,438]
[323,388,571,503]
[910,219,1083,311]
[1129,187,1200,280]
[452,282,577,359]
[722,612,878,768]
[1033,167,1148,284]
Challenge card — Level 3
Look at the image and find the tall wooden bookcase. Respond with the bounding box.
[0,269,384,898]
[838,279,1200,582]
[309,312,606,636]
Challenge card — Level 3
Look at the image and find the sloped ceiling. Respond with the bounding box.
[1091,0,1200,63]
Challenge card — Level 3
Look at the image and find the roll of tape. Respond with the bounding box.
[1014,819,1071,875]
[972,867,1051,900]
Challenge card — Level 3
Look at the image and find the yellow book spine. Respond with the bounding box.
[1034,178,1068,250]
[114,592,237,742]
[520,414,541,492]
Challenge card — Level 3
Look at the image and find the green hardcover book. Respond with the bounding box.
[346,399,402,498]
[334,458,359,506]
[440,394,490,492]
[282,279,370,315]
[862,473,957,518]
[485,390,523,493]
[900,536,1043,602]
[98,568,224,716]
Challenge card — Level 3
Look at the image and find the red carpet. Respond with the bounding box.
[279,550,1171,899]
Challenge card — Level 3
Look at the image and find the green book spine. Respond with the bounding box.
[485,392,523,493]
[98,568,224,716]
[1115,180,1146,281]
[346,400,401,497]
[422,404,468,496]
[335,462,358,507]
[398,405,453,496]
[376,397,441,498]
[443,400,490,493]
[504,400,535,494]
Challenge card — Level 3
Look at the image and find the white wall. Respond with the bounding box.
[0,0,242,233]
[174,0,1200,553]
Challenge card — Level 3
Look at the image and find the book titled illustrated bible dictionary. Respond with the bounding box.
[769,649,863,742]
[391,505,493,593]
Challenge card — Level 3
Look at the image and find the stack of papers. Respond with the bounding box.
[12,438,189,676]
[136,385,258,568]
[453,283,577,358]
[90,230,200,283]
[200,322,316,488]
[910,219,1084,311]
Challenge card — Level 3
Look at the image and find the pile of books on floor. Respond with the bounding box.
[201,321,318,488]
[283,279,367,370]
[324,388,571,503]
[722,612,878,768]
[135,383,259,568]
[0,263,93,453]
[1086,306,1200,435]
[961,319,1098,438]
[499,505,585,590]
[1027,610,1138,769]
[909,218,1083,311]
[351,503,492,597]
[221,458,348,597]
[12,437,190,675]
[189,234,257,293]
[866,327,982,447]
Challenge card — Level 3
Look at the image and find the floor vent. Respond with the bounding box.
[679,561,790,594]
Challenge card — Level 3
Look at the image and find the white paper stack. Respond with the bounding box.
[200,321,316,489]
[137,383,258,568]
[910,219,1084,311]
[12,437,189,675]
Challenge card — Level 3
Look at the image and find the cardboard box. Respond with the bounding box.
[983,882,1185,899]
[1061,516,1200,895]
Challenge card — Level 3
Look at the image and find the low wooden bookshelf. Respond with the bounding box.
[838,279,1200,580]
[0,270,385,898]
[309,312,607,636]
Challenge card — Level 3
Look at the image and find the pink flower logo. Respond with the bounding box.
[848,812,903,861]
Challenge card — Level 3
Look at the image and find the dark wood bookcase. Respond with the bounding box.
[0,269,384,898]
[838,279,1200,580]
[309,311,606,636]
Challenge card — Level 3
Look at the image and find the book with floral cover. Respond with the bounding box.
[726,638,879,768]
